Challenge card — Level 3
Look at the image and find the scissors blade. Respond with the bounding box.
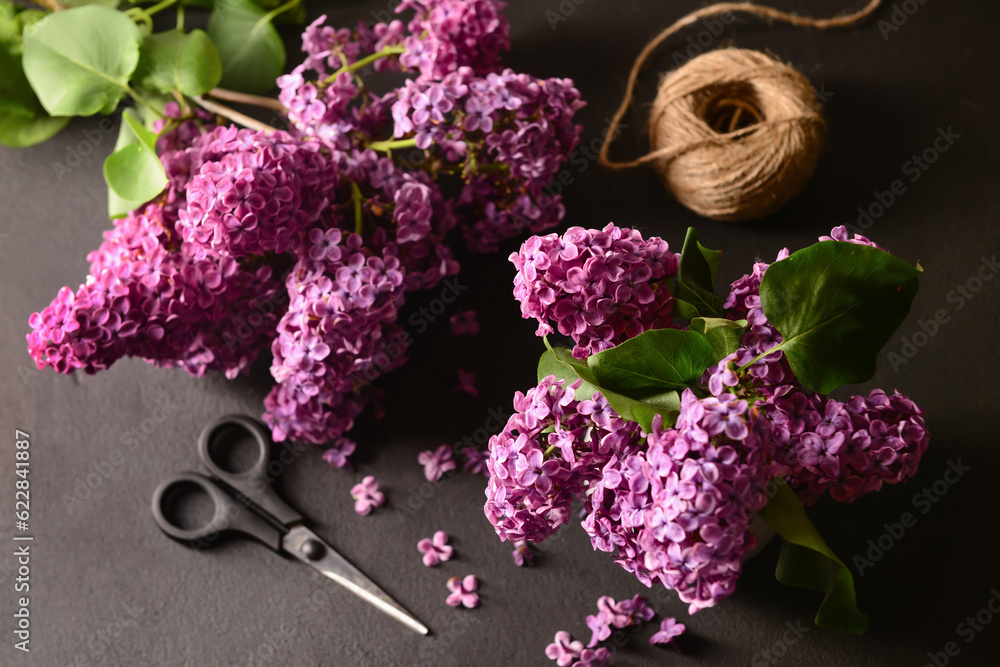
[283,525,429,635]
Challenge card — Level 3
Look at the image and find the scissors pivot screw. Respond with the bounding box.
[301,538,326,561]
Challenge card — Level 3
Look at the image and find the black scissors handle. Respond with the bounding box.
[151,472,283,551]
[196,415,302,527]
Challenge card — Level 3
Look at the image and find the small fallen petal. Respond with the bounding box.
[649,617,686,647]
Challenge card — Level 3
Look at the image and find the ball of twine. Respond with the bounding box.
[598,1,883,222]
[648,48,825,221]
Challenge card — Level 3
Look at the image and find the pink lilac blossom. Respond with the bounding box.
[322,438,357,469]
[585,595,655,646]
[571,647,612,667]
[461,446,489,475]
[417,530,454,566]
[396,0,509,81]
[445,575,479,608]
[350,476,385,515]
[762,387,928,504]
[510,223,680,358]
[579,391,773,614]
[419,444,457,482]
[718,226,927,502]
[511,540,534,567]
[484,375,644,545]
[649,617,685,647]
[545,631,584,666]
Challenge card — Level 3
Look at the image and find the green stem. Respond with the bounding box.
[351,182,363,236]
[369,137,418,154]
[125,85,163,118]
[124,8,153,32]
[261,0,301,26]
[324,46,405,84]
[176,4,184,31]
[736,340,789,375]
[543,444,557,457]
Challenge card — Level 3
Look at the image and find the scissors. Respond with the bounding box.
[151,415,428,635]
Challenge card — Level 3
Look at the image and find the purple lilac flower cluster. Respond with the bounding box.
[488,224,929,615]
[582,391,772,613]
[485,376,644,545]
[511,223,680,359]
[391,67,585,251]
[713,225,928,503]
[28,1,584,466]
[28,125,288,379]
[763,387,928,505]
[279,6,582,255]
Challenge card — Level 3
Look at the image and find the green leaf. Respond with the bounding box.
[103,109,167,217]
[759,480,868,634]
[689,317,747,361]
[588,329,716,397]
[208,0,286,94]
[672,298,699,320]
[0,47,69,148]
[538,347,678,432]
[21,6,141,116]
[137,29,222,97]
[759,241,920,394]
[675,227,725,317]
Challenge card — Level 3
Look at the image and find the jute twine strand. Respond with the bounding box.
[598,1,883,221]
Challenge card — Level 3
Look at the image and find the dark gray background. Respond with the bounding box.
[2,0,999,665]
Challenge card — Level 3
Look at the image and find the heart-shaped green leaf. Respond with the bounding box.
[0,47,69,148]
[759,480,868,634]
[208,0,286,94]
[759,241,920,394]
[588,328,716,397]
[689,317,747,361]
[675,227,724,318]
[104,109,167,217]
[22,6,141,116]
[137,29,223,97]
[538,346,679,432]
